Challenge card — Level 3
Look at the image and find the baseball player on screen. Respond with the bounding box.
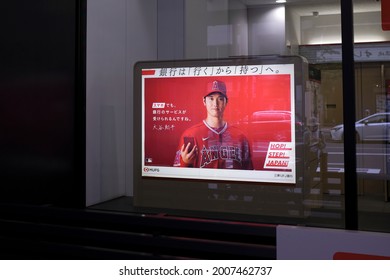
[173,80,253,169]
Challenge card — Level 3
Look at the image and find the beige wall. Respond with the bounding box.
[319,63,390,127]
[320,68,343,126]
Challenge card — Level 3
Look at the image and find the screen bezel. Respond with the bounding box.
[133,55,308,217]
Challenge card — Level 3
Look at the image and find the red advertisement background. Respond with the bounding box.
[144,75,292,170]
[382,0,390,31]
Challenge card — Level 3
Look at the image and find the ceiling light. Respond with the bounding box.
[276,0,286,3]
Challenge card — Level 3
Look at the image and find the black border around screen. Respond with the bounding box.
[133,55,308,219]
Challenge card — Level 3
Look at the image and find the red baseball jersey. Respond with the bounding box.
[173,121,253,169]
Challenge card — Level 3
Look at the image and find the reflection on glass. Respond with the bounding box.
[87,0,390,233]
[353,0,390,232]
[181,0,349,227]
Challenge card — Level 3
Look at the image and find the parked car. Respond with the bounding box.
[235,110,292,142]
[234,110,308,140]
[233,110,310,170]
[330,112,390,142]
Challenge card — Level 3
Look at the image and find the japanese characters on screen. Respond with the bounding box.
[141,64,296,184]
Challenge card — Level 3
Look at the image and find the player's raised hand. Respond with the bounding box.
[180,142,197,165]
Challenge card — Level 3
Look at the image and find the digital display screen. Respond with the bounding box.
[139,62,297,184]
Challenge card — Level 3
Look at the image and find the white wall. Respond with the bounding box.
[285,5,301,54]
[86,0,157,206]
[248,4,287,56]
[301,11,390,45]
[301,14,342,45]
[158,0,185,60]
[185,0,229,59]
[228,0,248,56]
[184,0,249,59]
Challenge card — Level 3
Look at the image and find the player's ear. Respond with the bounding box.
[203,97,206,106]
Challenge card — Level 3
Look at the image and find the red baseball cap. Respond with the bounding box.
[205,80,227,99]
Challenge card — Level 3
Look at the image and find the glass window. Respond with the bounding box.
[353,0,390,233]
[88,0,390,234]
